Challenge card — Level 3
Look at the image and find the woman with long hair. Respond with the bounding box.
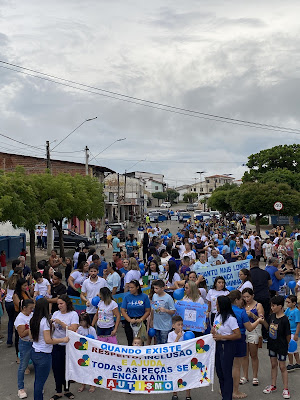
[103,262,122,295]
[14,299,35,399]
[142,232,149,263]
[164,260,181,296]
[237,269,253,292]
[281,256,296,295]
[5,267,23,347]
[207,276,229,325]
[30,298,69,400]
[67,261,89,297]
[92,287,120,337]
[51,294,79,400]
[212,296,241,400]
[124,258,141,292]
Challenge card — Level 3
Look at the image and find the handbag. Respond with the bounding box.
[138,322,148,342]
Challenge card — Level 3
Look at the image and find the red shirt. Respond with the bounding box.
[0,254,6,267]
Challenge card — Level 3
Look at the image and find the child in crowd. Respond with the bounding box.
[180,256,191,277]
[168,316,190,400]
[285,295,300,371]
[263,295,291,399]
[99,250,106,262]
[0,250,7,275]
[33,272,51,298]
[132,337,143,346]
[151,280,175,344]
[77,312,97,393]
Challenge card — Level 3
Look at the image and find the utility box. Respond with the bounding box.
[0,234,26,261]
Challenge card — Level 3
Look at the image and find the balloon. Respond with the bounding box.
[137,242,140,247]
[265,230,269,235]
[86,334,95,339]
[148,328,156,337]
[91,296,100,307]
[227,286,234,292]
[193,249,196,253]
[246,255,253,259]
[279,279,285,286]
[288,339,298,353]
[35,295,44,301]
[140,269,146,276]
[183,331,195,341]
[288,281,296,289]
[173,288,185,300]
[139,262,145,269]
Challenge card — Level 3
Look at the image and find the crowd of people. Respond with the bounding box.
[0,218,300,400]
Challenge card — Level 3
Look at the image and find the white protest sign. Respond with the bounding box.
[195,260,250,289]
[66,331,215,394]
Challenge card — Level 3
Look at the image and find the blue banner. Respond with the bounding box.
[194,260,250,289]
[175,301,208,332]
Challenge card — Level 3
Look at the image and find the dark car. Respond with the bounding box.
[54,229,92,249]
[103,223,127,242]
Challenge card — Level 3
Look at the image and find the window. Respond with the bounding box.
[206,179,210,183]
[209,188,213,192]
[109,192,114,202]
[200,188,203,192]
[155,186,158,190]
[194,188,196,192]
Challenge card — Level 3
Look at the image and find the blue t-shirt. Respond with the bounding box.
[112,237,121,252]
[121,293,151,318]
[97,261,107,277]
[229,240,236,253]
[151,293,175,331]
[285,307,300,334]
[265,265,280,291]
[232,305,249,335]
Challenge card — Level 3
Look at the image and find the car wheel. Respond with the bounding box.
[78,241,85,249]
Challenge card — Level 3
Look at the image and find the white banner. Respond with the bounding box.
[66,331,215,394]
[196,260,250,289]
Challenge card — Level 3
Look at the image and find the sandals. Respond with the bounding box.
[50,396,63,400]
[239,377,249,385]
[252,378,259,386]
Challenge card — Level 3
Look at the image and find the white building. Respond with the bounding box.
[175,185,191,202]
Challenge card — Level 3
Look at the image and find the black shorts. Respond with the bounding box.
[234,334,247,358]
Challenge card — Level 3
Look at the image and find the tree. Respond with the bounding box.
[207,184,237,214]
[152,192,167,205]
[165,189,180,204]
[183,192,198,203]
[229,182,300,233]
[243,144,300,190]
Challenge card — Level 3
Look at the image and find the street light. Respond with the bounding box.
[89,138,126,163]
[196,171,206,197]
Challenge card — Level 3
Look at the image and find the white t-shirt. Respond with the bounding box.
[262,243,273,258]
[249,235,256,250]
[70,270,88,286]
[34,278,50,296]
[181,251,196,261]
[145,271,159,283]
[166,272,181,290]
[106,272,121,292]
[106,228,112,237]
[206,289,230,313]
[52,310,79,345]
[192,261,209,275]
[208,255,225,266]
[161,255,171,266]
[167,330,185,343]
[73,251,79,264]
[183,295,204,304]
[97,300,118,328]
[81,277,108,313]
[77,325,97,338]
[199,288,208,303]
[32,317,52,353]
[238,281,253,292]
[213,314,239,336]
[14,312,33,341]
[124,270,141,284]
[5,288,14,302]
[243,239,250,250]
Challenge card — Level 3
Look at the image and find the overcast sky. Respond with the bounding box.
[0,0,299,187]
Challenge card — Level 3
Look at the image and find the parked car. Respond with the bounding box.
[210,211,220,220]
[103,223,127,242]
[149,211,164,223]
[179,212,191,222]
[54,229,92,249]
[186,204,195,211]
[193,202,199,207]
[199,212,211,221]
[160,202,171,208]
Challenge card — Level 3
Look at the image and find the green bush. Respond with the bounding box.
[249,216,269,225]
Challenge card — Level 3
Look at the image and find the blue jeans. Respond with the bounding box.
[5,301,15,345]
[31,349,52,400]
[97,326,113,336]
[155,329,170,344]
[284,274,296,295]
[18,340,33,389]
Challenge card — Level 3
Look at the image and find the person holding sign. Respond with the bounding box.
[121,280,151,345]
[212,296,241,400]
[150,280,176,344]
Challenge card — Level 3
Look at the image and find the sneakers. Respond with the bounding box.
[17,390,27,399]
[287,364,295,372]
[263,385,277,394]
[293,363,300,369]
[283,389,290,399]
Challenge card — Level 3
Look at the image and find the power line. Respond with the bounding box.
[0,132,46,151]
[1,61,300,135]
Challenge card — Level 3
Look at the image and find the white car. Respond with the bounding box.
[160,202,171,208]
[193,202,199,207]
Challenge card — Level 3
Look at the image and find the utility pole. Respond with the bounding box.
[124,170,127,204]
[46,140,53,254]
[117,173,120,223]
[85,145,89,176]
